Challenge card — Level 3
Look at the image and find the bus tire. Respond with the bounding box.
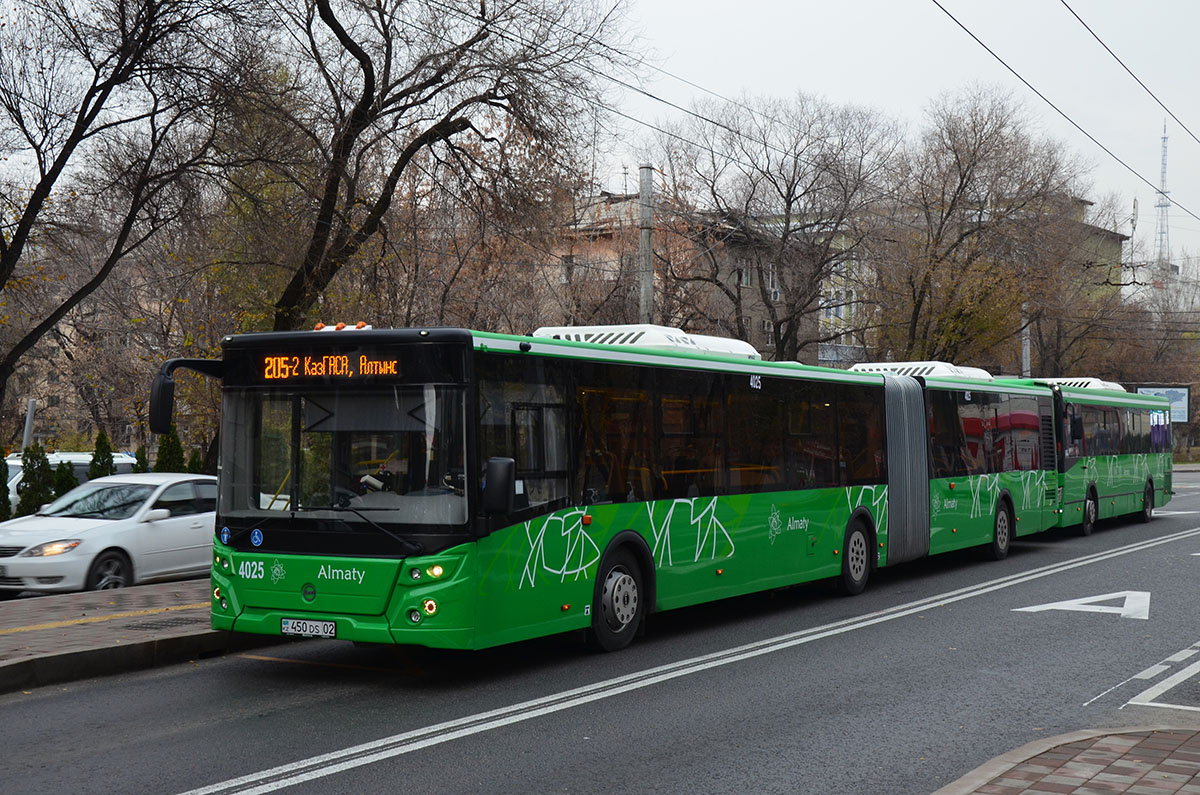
[1081,491,1098,536]
[839,521,870,596]
[1139,482,1154,523]
[586,546,644,652]
[988,502,1012,561]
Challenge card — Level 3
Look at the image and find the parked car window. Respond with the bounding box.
[154,483,201,516]
[42,483,157,520]
[196,482,217,512]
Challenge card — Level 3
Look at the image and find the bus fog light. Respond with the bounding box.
[410,567,422,581]
[408,609,422,623]
[427,564,444,578]
[423,599,438,616]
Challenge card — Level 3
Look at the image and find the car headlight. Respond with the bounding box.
[21,540,82,557]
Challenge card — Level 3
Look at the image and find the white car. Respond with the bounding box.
[0,473,216,596]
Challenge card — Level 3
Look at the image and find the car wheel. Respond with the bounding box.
[839,521,870,596]
[586,547,644,652]
[1139,483,1154,523]
[86,550,132,590]
[1081,492,1098,537]
[987,503,1012,561]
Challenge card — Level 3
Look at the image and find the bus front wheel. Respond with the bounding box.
[839,522,870,596]
[586,547,644,652]
[1081,492,1098,536]
[1140,483,1154,523]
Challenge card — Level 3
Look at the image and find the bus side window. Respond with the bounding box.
[477,354,570,515]
[573,361,655,505]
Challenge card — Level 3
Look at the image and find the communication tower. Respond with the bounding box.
[1154,122,1172,268]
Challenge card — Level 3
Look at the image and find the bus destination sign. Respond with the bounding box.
[262,353,400,381]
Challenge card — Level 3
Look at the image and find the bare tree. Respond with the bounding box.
[0,0,251,422]
[863,87,1086,366]
[249,0,631,331]
[656,93,898,362]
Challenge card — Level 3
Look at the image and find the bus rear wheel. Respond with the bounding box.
[839,522,870,596]
[586,547,644,652]
[1140,483,1154,523]
[988,503,1012,561]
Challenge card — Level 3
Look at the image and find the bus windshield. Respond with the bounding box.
[220,385,468,529]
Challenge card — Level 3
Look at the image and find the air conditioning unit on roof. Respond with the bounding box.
[848,360,994,380]
[531,324,761,360]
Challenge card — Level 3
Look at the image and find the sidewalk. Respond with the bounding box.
[936,728,1200,794]
[0,578,278,693]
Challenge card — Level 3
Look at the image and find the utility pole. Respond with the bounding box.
[638,164,653,324]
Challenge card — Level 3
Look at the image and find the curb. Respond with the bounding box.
[931,725,1200,794]
[0,630,285,694]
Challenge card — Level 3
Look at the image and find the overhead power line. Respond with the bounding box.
[928,0,1200,228]
[1059,0,1200,152]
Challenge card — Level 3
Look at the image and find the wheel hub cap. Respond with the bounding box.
[848,533,867,579]
[602,568,638,630]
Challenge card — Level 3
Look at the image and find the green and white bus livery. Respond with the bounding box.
[149,325,1171,652]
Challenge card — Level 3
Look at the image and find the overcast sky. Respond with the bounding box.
[613,0,1200,264]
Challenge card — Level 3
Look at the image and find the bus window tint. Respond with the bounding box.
[956,392,988,476]
[258,396,294,510]
[1150,409,1170,452]
[1009,395,1040,470]
[928,390,964,478]
[726,380,786,493]
[574,363,656,504]
[476,355,569,512]
[1081,405,1121,456]
[658,370,723,498]
[837,384,886,485]
[788,385,838,488]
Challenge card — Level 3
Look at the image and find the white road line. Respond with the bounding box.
[180,525,1200,795]
[1134,664,1170,679]
[1128,658,1200,708]
[1167,650,1198,663]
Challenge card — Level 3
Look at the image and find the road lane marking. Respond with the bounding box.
[1012,591,1150,620]
[1128,657,1200,710]
[1085,638,1200,707]
[0,602,209,635]
[180,526,1200,795]
[1134,664,1169,679]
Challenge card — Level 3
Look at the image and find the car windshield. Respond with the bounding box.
[40,483,156,520]
[221,385,469,528]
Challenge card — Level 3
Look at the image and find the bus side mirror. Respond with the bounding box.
[1070,415,1084,442]
[149,358,224,435]
[149,371,175,435]
[483,457,515,515]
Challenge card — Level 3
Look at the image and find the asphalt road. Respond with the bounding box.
[4,475,1200,794]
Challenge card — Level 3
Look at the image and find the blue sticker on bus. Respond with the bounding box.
[251,529,263,547]
[220,527,230,545]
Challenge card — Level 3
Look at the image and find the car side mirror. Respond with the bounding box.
[143,508,171,523]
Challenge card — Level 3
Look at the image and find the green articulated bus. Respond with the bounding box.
[149,324,1172,652]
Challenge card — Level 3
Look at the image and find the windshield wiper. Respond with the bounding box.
[326,506,424,555]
